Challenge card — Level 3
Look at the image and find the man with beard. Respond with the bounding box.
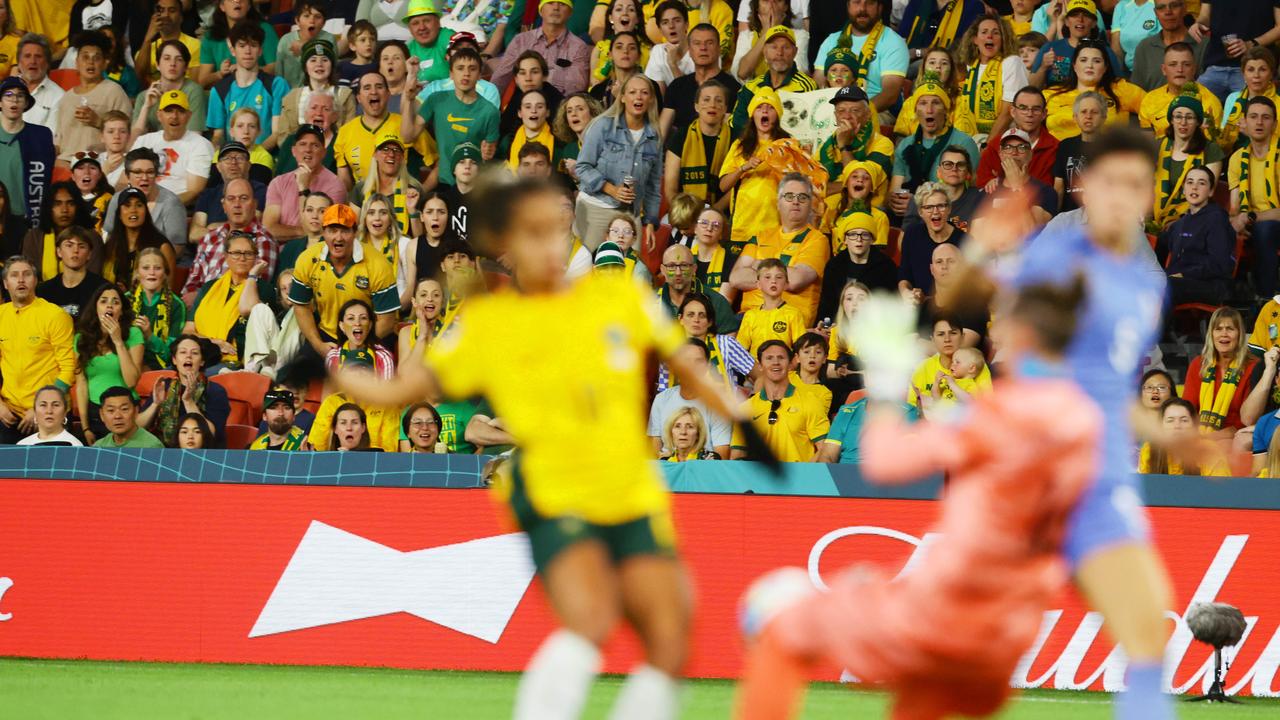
[249,387,310,451]
[813,0,909,116]
[336,71,434,191]
[731,26,816,134]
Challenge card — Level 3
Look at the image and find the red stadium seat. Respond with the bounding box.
[171,266,190,294]
[223,424,259,450]
[886,226,903,265]
[136,370,176,399]
[845,388,867,405]
[211,372,271,425]
[48,69,79,91]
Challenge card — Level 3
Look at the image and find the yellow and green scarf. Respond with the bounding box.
[192,273,248,363]
[679,121,732,202]
[131,286,175,367]
[905,1,965,50]
[1236,140,1280,213]
[1198,360,1242,431]
[964,58,1003,133]
[509,123,557,171]
[698,244,729,288]
[1153,137,1204,228]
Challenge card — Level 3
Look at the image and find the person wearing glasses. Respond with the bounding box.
[728,173,829,327]
[898,182,964,305]
[0,75,54,221]
[101,147,188,252]
[129,89,214,205]
[902,147,980,229]
[572,213,652,284]
[183,178,277,302]
[887,80,981,219]
[1138,369,1176,422]
[400,400,443,453]
[817,212,898,323]
[978,130,1059,227]
[189,142,268,246]
[975,87,1060,190]
[730,340,829,462]
[185,230,276,369]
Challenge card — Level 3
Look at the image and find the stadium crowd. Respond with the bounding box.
[1,0,1280,475]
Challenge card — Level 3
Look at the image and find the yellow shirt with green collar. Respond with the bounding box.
[334,113,437,185]
[789,371,834,411]
[907,353,993,407]
[0,297,76,413]
[736,301,806,356]
[731,383,830,463]
[288,236,400,340]
[740,224,831,326]
[1139,83,1223,137]
[1249,296,1280,354]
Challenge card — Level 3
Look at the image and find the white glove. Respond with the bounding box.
[843,292,923,404]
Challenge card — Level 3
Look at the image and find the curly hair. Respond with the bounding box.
[957,15,1018,67]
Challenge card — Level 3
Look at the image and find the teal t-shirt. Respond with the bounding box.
[1111,0,1159,72]
[199,22,280,70]
[825,399,918,464]
[77,326,145,403]
[0,128,26,214]
[418,91,500,185]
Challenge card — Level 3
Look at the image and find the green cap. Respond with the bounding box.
[452,142,482,166]
[593,241,625,269]
[301,38,337,64]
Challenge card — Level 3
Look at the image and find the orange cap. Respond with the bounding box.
[322,203,358,228]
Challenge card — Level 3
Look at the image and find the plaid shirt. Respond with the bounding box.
[656,333,755,392]
[183,221,277,295]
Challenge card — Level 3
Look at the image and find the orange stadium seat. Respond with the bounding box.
[47,69,79,91]
[886,226,903,265]
[223,423,259,450]
[136,370,176,399]
[211,372,271,425]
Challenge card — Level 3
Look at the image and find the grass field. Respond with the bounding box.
[2,659,1277,719]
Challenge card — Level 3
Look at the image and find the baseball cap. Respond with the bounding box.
[322,203,359,228]
[540,0,573,8]
[0,76,33,111]
[219,141,250,160]
[375,130,405,151]
[295,123,326,145]
[263,388,296,409]
[593,240,625,269]
[1000,128,1033,146]
[1065,0,1098,18]
[829,84,869,105]
[761,25,796,46]
[403,0,440,20]
[159,89,189,111]
[448,31,479,52]
[70,150,102,169]
[452,142,482,165]
[301,38,337,64]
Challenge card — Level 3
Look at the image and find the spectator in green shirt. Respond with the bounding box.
[93,386,165,448]
[402,47,499,186]
[404,0,455,85]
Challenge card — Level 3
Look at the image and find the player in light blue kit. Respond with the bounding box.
[967,128,1175,720]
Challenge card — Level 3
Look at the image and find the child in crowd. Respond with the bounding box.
[935,346,988,405]
[127,247,185,369]
[824,48,856,90]
[1017,32,1048,73]
[100,110,132,187]
[1006,0,1037,36]
[791,332,835,412]
[207,23,288,150]
[737,259,805,356]
[666,192,702,249]
[35,227,107,321]
[502,89,557,172]
[340,21,379,88]
[275,0,339,90]
[227,107,276,185]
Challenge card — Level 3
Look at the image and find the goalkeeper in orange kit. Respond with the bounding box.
[734,277,1103,720]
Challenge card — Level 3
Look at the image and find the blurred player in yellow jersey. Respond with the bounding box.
[332,176,746,720]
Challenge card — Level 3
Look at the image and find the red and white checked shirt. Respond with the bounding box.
[183,221,278,295]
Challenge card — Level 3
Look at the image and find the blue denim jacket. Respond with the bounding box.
[573,114,663,226]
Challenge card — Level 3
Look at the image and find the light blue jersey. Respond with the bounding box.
[1013,225,1166,565]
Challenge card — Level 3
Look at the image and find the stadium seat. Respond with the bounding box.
[136,370,176,399]
[48,69,79,90]
[211,372,271,425]
[171,266,190,294]
[845,388,867,405]
[223,424,259,450]
[886,227,903,265]
[303,378,324,415]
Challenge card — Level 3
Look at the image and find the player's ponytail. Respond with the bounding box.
[1008,272,1088,356]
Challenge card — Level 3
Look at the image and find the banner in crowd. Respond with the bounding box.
[1,480,1278,696]
[779,87,838,154]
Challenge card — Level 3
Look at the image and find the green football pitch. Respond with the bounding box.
[2,659,1277,719]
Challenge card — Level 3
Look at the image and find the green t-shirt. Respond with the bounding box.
[0,128,27,215]
[77,326,145,404]
[418,91,500,185]
[400,398,483,453]
[199,22,280,70]
[409,29,455,85]
[94,427,165,449]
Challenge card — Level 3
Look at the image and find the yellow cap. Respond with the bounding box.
[761,25,796,46]
[909,81,952,111]
[1065,0,1098,17]
[374,130,405,151]
[539,0,573,8]
[160,89,189,111]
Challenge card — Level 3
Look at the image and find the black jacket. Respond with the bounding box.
[817,248,899,322]
[1162,203,1235,283]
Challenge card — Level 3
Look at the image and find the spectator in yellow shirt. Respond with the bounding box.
[0,257,76,443]
[736,258,806,356]
[1045,39,1146,139]
[731,340,829,462]
[909,317,993,408]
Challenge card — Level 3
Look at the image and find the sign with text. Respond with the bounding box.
[1,480,1278,696]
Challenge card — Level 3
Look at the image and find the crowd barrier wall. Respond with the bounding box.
[2,448,1279,696]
